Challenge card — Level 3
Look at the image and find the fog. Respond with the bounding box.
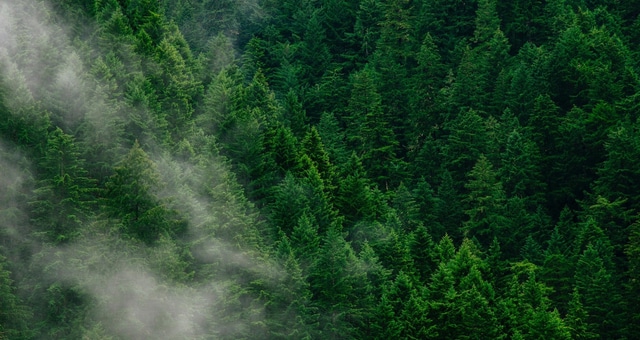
[0,0,286,338]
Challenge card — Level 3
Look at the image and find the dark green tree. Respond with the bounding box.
[345,65,401,188]
[290,212,321,273]
[308,226,367,339]
[410,224,438,283]
[30,128,97,243]
[0,256,32,340]
[565,288,599,340]
[442,108,489,185]
[573,244,625,338]
[103,141,185,243]
[500,128,546,208]
[373,271,435,339]
[463,155,509,246]
[334,153,379,228]
[301,126,338,197]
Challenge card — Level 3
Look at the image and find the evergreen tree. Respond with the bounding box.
[371,0,416,154]
[353,0,384,60]
[626,217,640,335]
[410,224,438,283]
[442,108,489,185]
[565,288,599,340]
[334,153,379,228]
[391,182,421,232]
[500,128,546,207]
[573,244,625,338]
[499,262,571,339]
[373,271,435,339]
[268,234,314,339]
[308,226,366,339]
[299,8,332,83]
[30,128,97,243]
[594,124,640,215]
[103,141,185,243]
[301,126,338,197]
[540,225,575,314]
[290,213,321,273]
[0,256,32,340]
[407,33,446,149]
[316,111,348,166]
[463,155,509,246]
[376,228,415,277]
[345,65,400,188]
[269,172,310,235]
[428,239,503,339]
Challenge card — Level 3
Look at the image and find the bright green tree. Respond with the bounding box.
[499,262,571,339]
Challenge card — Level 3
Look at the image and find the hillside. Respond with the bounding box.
[1,0,640,338]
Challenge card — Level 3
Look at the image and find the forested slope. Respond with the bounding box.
[1,0,640,338]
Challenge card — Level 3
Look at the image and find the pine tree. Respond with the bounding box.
[463,155,509,246]
[269,172,310,235]
[103,141,185,243]
[370,0,416,155]
[391,182,421,232]
[308,226,364,339]
[334,153,379,228]
[376,228,415,277]
[565,288,599,340]
[299,8,332,83]
[316,111,348,166]
[30,128,97,243]
[301,126,338,198]
[594,124,640,215]
[520,235,544,265]
[407,33,445,148]
[345,65,400,188]
[0,256,32,340]
[626,217,640,336]
[373,271,434,339]
[573,244,625,338]
[290,213,321,273]
[442,108,489,185]
[268,234,314,339]
[410,224,438,283]
[499,262,571,339]
[500,128,546,207]
[428,239,503,339]
[353,0,384,60]
[540,225,574,314]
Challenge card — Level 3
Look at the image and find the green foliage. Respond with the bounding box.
[2,0,640,337]
[463,155,509,246]
[0,257,32,340]
[428,239,504,339]
[499,263,571,339]
[345,65,400,187]
[30,128,97,243]
[573,243,626,338]
[103,141,185,243]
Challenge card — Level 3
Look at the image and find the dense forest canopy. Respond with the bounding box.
[1,0,640,338]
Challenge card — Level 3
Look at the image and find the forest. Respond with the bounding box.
[1,0,640,338]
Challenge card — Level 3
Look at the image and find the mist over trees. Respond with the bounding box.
[1,0,640,338]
